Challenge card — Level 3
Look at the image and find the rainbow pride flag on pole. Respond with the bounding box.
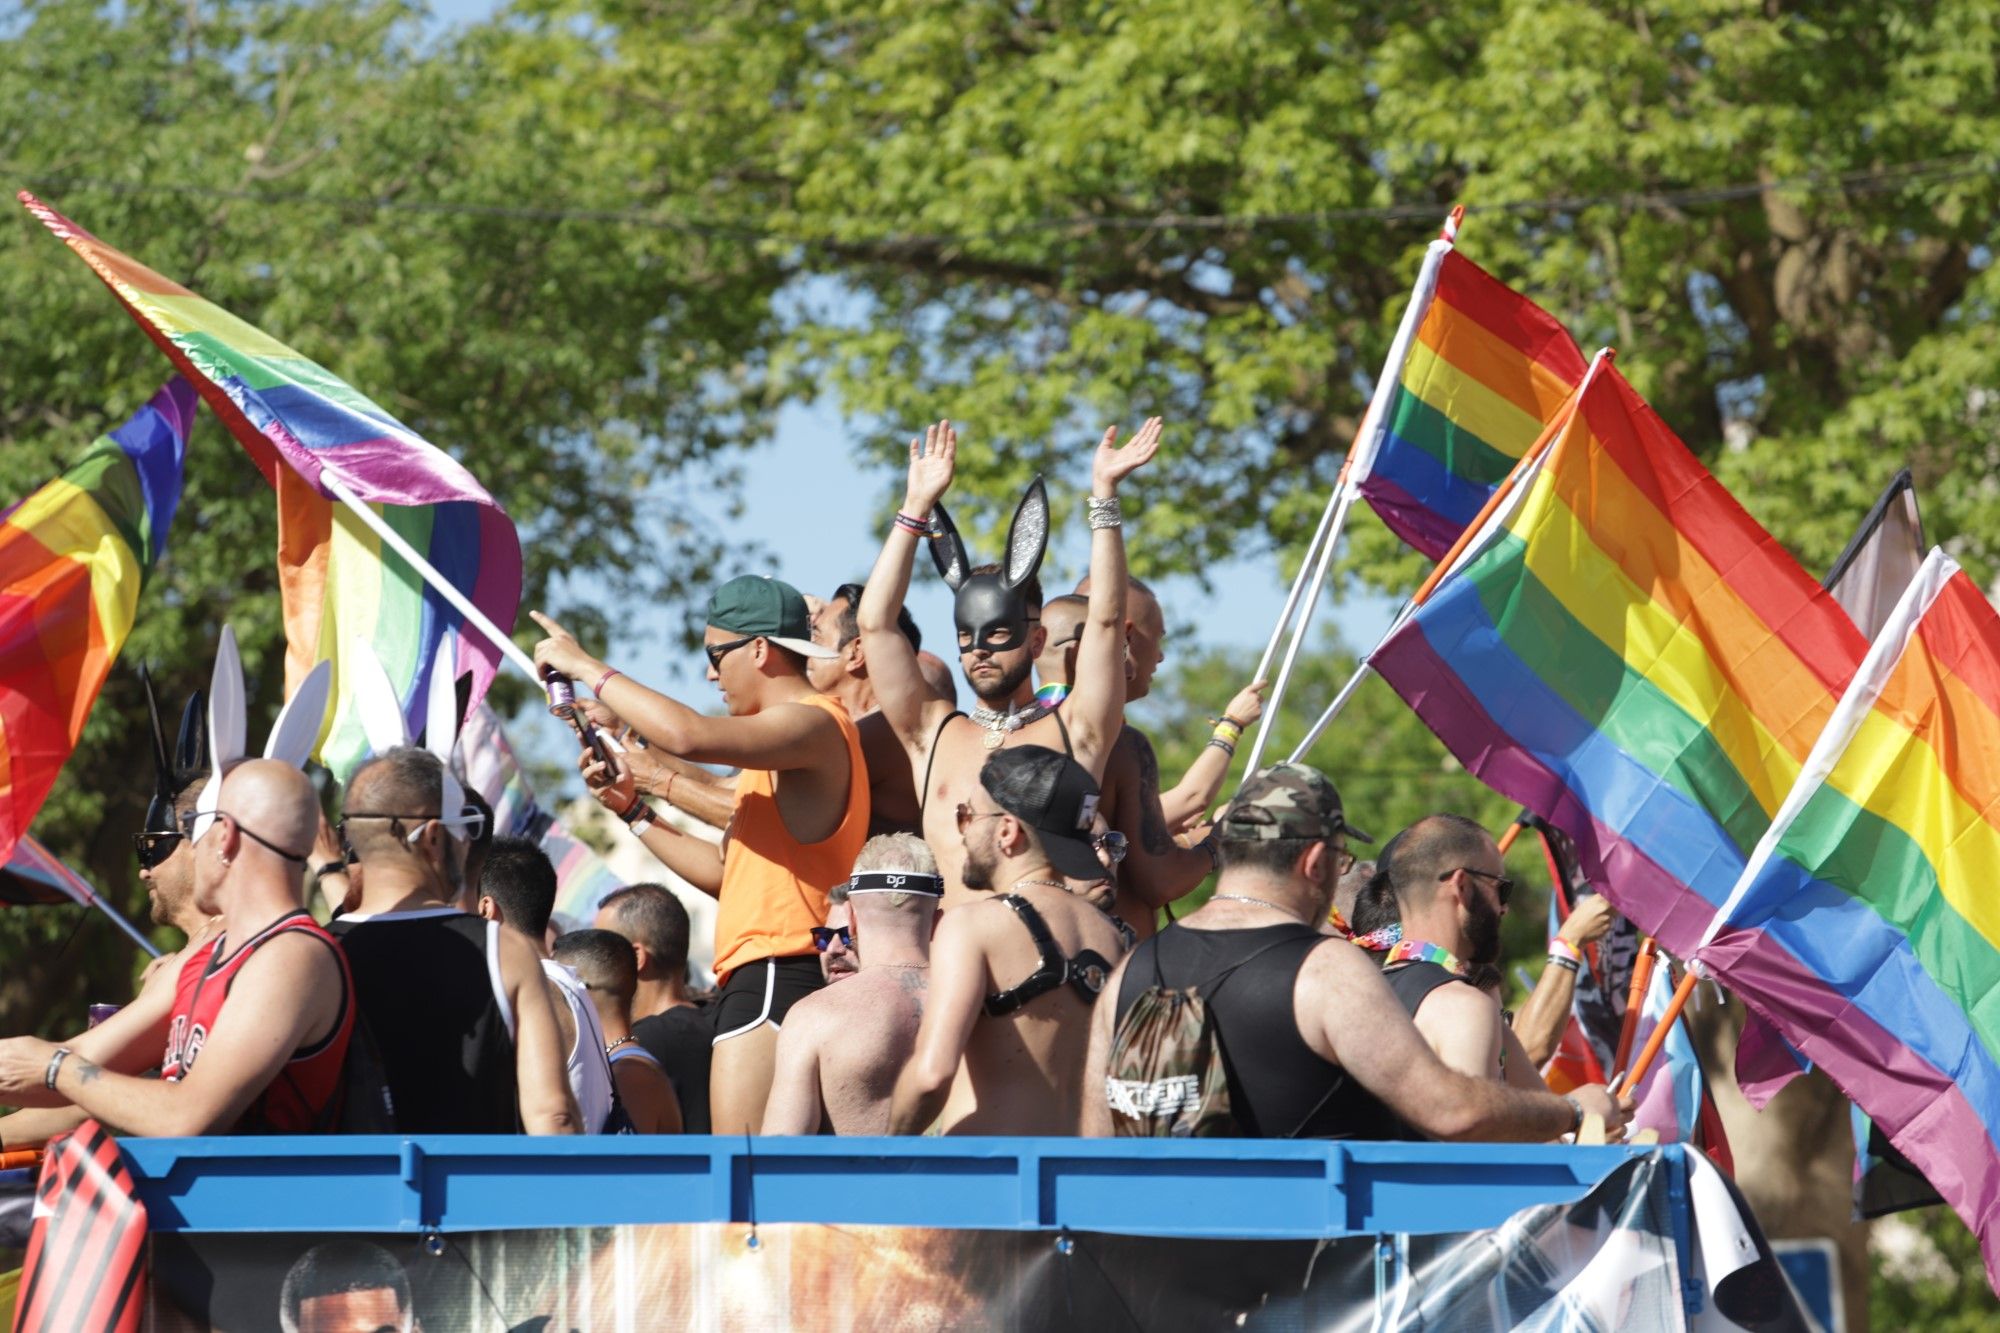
[1370,359,1868,961]
[21,193,523,782]
[1348,221,1587,560]
[1695,548,2000,1283]
[0,380,193,861]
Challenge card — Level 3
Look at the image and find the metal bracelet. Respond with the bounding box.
[1086,495,1122,530]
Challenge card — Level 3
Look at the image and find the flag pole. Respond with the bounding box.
[1284,349,1613,764]
[1616,968,1700,1095]
[1240,208,1464,780]
[1611,938,1657,1077]
[320,473,541,686]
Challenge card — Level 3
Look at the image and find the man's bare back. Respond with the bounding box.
[932,883,1130,1136]
[770,967,928,1134]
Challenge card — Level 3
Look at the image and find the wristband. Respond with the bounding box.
[594,667,623,697]
[620,800,656,835]
[1199,832,1220,872]
[314,860,348,880]
[894,512,931,537]
[1204,737,1237,757]
[1564,1094,1584,1135]
[1086,495,1122,530]
[45,1047,71,1092]
[1548,936,1584,967]
[1545,952,1580,974]
[1211,720,1244,745]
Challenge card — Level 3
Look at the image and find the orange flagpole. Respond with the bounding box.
[1611,938,1657,1076]
[1617,969,1701,1095]
[1496,821,1524,855]
[0,1148,41,1171]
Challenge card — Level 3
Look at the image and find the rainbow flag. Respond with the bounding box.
[1370,359,1868,962]
[22,193,522,782]
[1349,239,1587,560]
[1696,549,2000,1284]
[0,381,193,861]
[458,703,624,931]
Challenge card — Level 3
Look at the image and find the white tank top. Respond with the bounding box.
[542,958,616,1134]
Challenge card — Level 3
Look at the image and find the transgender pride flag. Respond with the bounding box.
[22,193,522,782]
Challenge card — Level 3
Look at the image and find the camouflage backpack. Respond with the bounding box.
[1104,935,1296,1137]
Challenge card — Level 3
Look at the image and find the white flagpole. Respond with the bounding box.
[320,473,541,685]
[1285,347,1614,764]
[1238,221,1461,780]
[1694,547,1957,951]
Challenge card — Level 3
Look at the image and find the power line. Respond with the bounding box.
[15,154,1992,249]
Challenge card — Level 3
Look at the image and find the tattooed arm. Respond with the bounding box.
[1104,727,1214,912]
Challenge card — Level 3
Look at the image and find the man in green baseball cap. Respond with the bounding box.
[531,572,868,1136]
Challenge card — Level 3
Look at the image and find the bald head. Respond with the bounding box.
[218,759,319,864]
[1074,575,1165,699]
[1382,814,1498,912]
[1036,595,1089,685]
[916,651,958,706]
[343,748,444,861]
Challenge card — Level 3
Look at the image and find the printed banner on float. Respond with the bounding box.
[132,1151,1807,1333]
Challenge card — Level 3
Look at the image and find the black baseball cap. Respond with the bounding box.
[978,745,1105,881]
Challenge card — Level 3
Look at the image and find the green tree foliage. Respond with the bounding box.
[1870,1207,2000,1332]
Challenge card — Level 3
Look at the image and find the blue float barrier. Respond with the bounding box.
[120,1135,1673,1238]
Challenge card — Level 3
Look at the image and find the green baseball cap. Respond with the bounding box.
[1217,762,1374,844]
[706,575,837,659]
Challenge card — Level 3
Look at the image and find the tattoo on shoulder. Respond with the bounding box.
[895,969,929,998]
[1130,730,1175,855]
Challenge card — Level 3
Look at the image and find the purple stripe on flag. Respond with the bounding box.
[1356,474,1463,562]
[1705,923,2000,1281]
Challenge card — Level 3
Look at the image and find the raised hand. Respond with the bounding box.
[1091,416,1163,496]
[1558,893,1618,948]
[902,419,957,516]
[1223,679,1269,727]
[530,610,601,683]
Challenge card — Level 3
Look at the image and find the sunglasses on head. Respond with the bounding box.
[810,925,853,952]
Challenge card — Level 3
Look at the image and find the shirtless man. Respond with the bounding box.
[764,834,939,1135]
[333,747,576,1134]
[0,761,353,1135]
[889,747,1132,1135]
[857,418,1158,911]
[809,584,930,836]
[553,929,683,1133]
[535,573,868,1135]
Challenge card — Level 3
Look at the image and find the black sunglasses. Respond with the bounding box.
[704,636,757,669]
[177,810,309,864]
[810,925,853,952]
[1092,831,1128,864]
[1444,866,1513,907]
[133,831,182,870]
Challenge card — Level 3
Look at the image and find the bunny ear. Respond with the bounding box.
[427,637,470,842]
[190,626,247,842]
[346,637,412,756]
[176,688,208,780]
[1002,476,1050,590]
[209,626,247,766]
[264,659,333,767]
[926,502,972,591]
[455,673,475,735]
[142,666,173,790]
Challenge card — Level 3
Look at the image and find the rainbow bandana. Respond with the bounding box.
[1383,938,1467,976]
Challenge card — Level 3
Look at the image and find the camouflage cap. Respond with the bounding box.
[1217,763,1374,844]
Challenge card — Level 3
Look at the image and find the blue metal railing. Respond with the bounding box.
[120,1136,1672,1239]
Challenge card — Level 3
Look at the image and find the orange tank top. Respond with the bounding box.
[712,692,870,981]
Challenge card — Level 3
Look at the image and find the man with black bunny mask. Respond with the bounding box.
[856,418,1160,912]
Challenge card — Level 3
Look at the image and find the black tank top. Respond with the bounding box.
[330,909,520,1133]
[1114,923,1406,1140]
[1381,959,1473,1139]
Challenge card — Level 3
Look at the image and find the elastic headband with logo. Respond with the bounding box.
[847,870,944,898]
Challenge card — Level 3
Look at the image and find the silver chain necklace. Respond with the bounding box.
[970,700,1052,750]
[1209,893,1308,923]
